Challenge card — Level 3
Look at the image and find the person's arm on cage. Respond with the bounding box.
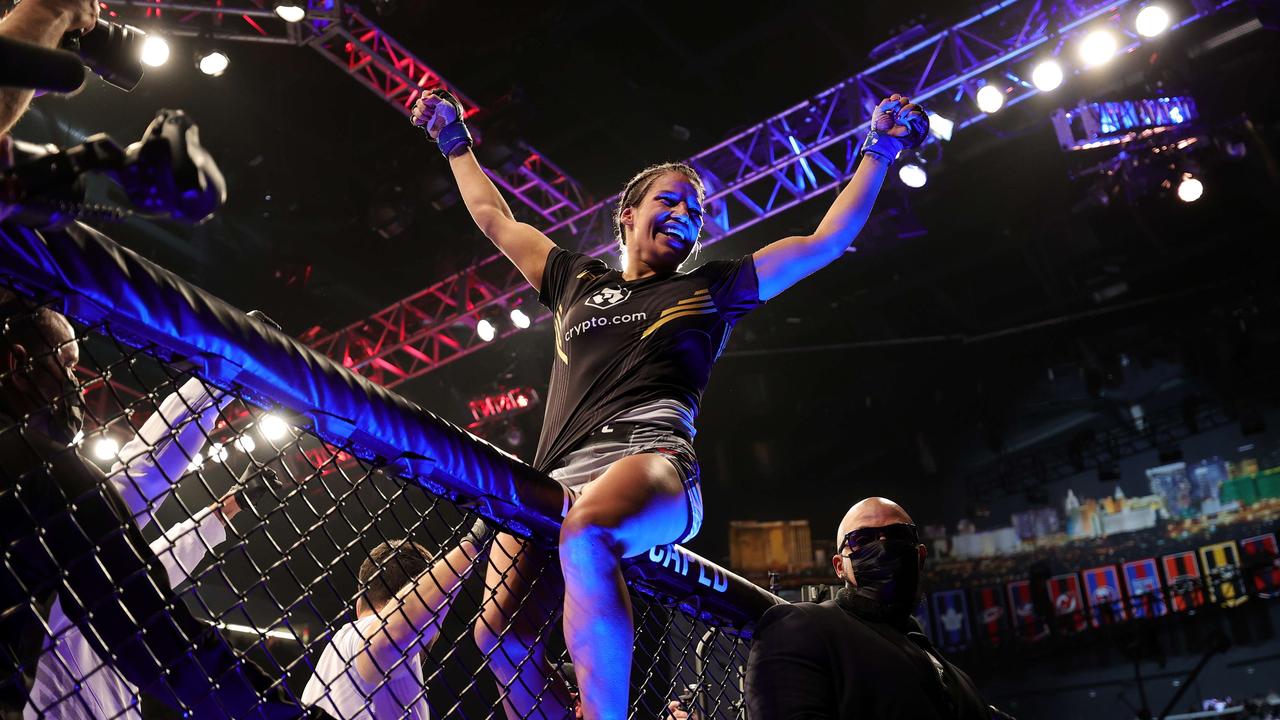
[0,0,97,133]
[108,376,228,527]
[354,518,494,683]
[147,463,281,588]
[410,91,555,290]
[750,94,928,302]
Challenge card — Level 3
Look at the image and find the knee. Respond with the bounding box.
[559,506,623,569]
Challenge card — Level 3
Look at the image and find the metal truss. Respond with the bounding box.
[101,0,589,226]
[306,0,1236,388]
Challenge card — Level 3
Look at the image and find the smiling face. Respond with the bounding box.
[618,169,706,275]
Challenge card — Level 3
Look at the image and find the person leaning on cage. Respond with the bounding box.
[27,372,285,720]
[301,517,495,719]
[409,84,927,718]
[0,289,331,719]
[745,497,1014,720]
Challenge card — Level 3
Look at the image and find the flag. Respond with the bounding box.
[1240,533,1280,594]
[1162,550,1205,612]
[1046,573,1087,633]
[1007,580,1043,641]
[972,585,1007,646]
[1199,541,1246,607]
[931,589,971,651]
[1082,565,1127,626]
[1123,558,1167,618]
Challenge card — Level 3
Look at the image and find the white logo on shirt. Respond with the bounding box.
[585,285,631,309]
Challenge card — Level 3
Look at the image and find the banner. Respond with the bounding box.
[1123,558,1167,618]
[1047,573,1088,633]
[1162,550,1206,612]
[1082,565,1127,626]
[1007,580,1043,641]
[972,585,1007,646]
[1240,533,1280,594]
[931,589,971,651]
[1199,541,1246,607]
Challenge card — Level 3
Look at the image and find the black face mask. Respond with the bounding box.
[843,525,923,619]
[48,391,85,445]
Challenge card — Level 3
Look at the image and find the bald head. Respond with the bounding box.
[836,497,913,546]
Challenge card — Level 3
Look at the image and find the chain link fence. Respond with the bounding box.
[0,222,775,719]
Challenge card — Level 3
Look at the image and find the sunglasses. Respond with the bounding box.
[842,523,920,552]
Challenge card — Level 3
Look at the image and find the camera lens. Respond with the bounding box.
[65,19,145,91]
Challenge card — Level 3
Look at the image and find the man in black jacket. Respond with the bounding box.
[0,289,326,719]
[745,496,1011,719]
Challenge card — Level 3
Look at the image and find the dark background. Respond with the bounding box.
[15,0,1280,572]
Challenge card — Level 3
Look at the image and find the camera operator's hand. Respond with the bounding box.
[15,0,98,38]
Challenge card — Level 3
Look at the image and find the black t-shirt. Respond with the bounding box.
[534,247,762,471]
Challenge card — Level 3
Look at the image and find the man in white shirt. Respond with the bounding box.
[24,377,280,719]
[302,519,493,720]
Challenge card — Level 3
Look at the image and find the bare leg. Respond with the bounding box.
[559,454,689,720]
[474,531,574,719]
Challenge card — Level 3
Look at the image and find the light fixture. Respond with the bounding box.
[510,308,531,329]
[186,451,204,473]
[1031,60,1064,92]
[140,35,170,67]
[477,318,496,342]
[1135,5,1171,38]
[898,163,927,189]
[975,84,1004,114]
[259,413,290,441]
[92,436,120,461]
[197,50,230,77]
[927,113,954,142]
[208,442,229,464]
[1177,174,1203,202]
[234,434,257,453]
[272,0,306,22]
[1079,29,1119,67]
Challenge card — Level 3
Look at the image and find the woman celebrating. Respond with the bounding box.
[411,90,926,720]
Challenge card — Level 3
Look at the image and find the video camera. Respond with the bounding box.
[61,17,149,91]
[0,109,226,230]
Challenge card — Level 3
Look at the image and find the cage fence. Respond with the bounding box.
[0,222,777,720]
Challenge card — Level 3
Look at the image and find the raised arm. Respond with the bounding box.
[354,519,492,683]
[752,95,927,302]
[410,91,555,291]
[0,0,97,134]
[109,377,226,527]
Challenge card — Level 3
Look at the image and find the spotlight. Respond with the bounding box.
[975,84,1004,114]
[140,35,170,67]
[1177,174,1203,202]
[208,442,228,464]
[92,436,120,461]
[197,50,229,77]
[477,318,496,342]
[272,0,306,22]
[898,163,927,189]
[259,413,290,441]
[1031,60,1064,92]
[927,113,954,142]
[1079,29,1119,67]
[186,451,204,473]
[234,434,257,453]
[1135,5,1171,37]
[510,307,531,329]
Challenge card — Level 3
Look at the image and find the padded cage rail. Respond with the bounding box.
[0,221,781,719]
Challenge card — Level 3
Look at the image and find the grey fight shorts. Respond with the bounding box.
[547,423,703,543]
